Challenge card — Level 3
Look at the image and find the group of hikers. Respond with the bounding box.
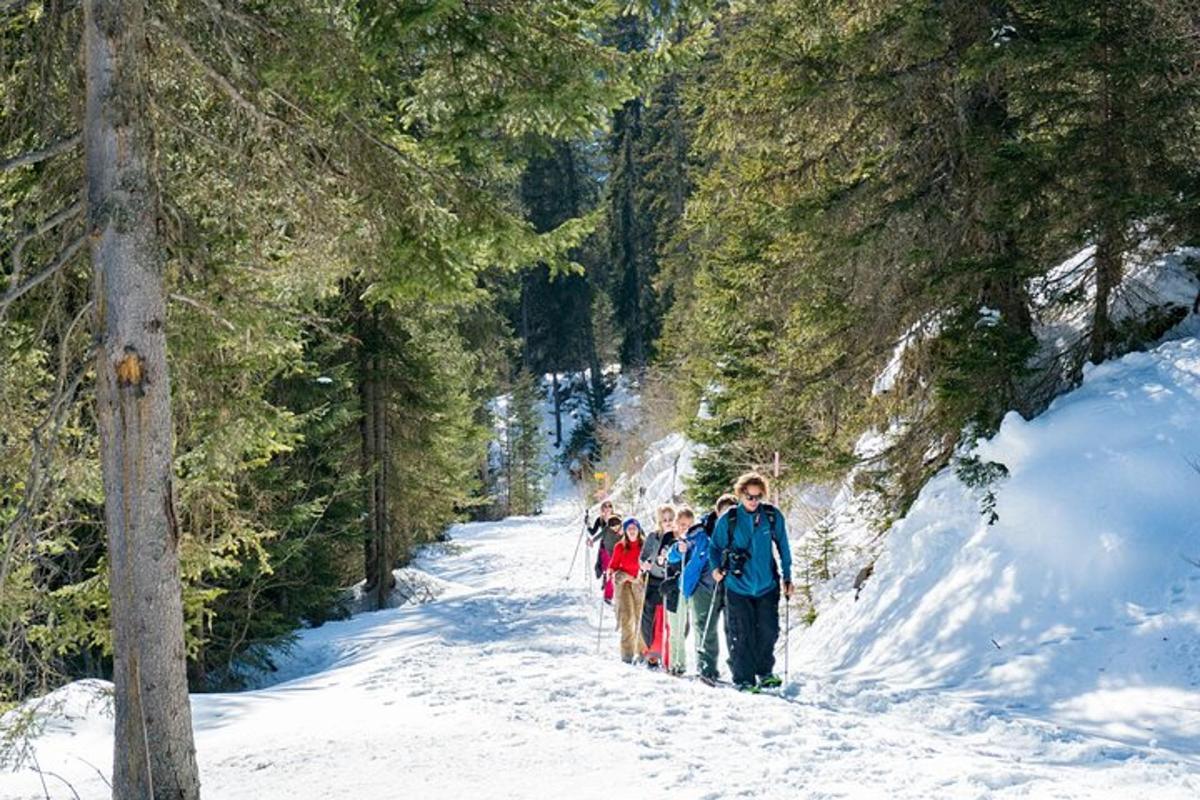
[585,471,794,693]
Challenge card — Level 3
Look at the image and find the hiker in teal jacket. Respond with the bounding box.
[709,472,793,691]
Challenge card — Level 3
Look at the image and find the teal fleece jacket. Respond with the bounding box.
[708,503,792,598]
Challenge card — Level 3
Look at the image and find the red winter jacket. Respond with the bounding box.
[609,538,644,579]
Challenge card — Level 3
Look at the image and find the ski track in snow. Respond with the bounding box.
[3,496,1198,799]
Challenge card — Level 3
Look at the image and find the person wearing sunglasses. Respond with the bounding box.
[709,472,793,692]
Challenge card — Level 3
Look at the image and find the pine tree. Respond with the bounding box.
[502,370,548,516]
[662,0,1200,512]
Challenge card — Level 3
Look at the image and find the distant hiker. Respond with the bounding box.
[638,504,677,668]
[605,518,647,663]
[662,506,698,676]
[682,493,736,684]
[590,509,622,605]
[588,501,616,541]
[710,473,793,692]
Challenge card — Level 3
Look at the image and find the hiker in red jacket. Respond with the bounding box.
[604,518,646,663]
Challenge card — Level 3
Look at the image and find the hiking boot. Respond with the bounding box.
[667,666,685,677]
[758,674,783,689]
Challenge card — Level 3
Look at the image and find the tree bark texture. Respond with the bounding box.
[551,371,562,448]
[84,1,201,797]
[355,305,394,609]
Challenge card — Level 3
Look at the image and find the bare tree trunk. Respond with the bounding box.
[359,337,377,593]
[372,348,393,608]
[551,370,562,448]
[1091,31,1125,368]
[85,1,200,797]
[582,288,605,417]
[1091,224,1122,365]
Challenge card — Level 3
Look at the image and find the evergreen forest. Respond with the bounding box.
[4,2,1200,797]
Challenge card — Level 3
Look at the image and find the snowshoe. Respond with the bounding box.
[735,682,760,694]
[758,674,783,689]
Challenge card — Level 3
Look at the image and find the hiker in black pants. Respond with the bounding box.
[638,504,676,667]
[689,493,737,683]
[709,472,793,692]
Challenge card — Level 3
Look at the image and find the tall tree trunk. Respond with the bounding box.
[551,370,562,448]
[1091,223,1122,365]
[1091,23,1125,367]
[356,303,394,608]
[519,275,532,370]
[582,288,605,417]
[85,1,200,797]
[372,346,393,608]
[359,328,377,593]
[615,99,646,368]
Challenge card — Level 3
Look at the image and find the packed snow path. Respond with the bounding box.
[4,497,1197,799]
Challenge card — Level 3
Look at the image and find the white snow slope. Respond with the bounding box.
[798,338,1200,762]
[4,347,1200,798]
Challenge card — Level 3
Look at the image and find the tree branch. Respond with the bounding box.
[0,134,82,172]
[168,292,236,331]
[10,199,85,285]
[0,236,86,320]
[148,18,279,132]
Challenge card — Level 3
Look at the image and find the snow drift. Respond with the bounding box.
[799,337,1200,750]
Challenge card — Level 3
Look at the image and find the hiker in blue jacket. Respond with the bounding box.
[668,494,735,684]
[709,472,793,691]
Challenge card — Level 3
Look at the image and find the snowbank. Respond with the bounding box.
[595,431,695,521]
[799,337,1200,750]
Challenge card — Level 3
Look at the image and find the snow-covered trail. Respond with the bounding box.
[4,495,1197,800]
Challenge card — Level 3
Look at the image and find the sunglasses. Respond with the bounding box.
[743,492,764,502]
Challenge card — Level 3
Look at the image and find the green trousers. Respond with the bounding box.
[667,599,690,672]
[690,583,724,680]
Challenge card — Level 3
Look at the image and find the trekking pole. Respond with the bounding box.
[784,594,790,686]
[595,590,606,654]
[566,511,588,581]
[699,583,718,655]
